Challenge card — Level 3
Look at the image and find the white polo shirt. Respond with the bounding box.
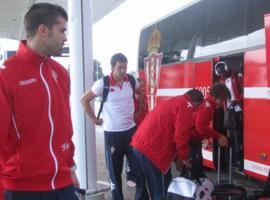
[91,74,137,132]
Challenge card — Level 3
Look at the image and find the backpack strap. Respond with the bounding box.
[96,74,136,119]
[127,73,136,99]
[97,75,109,119]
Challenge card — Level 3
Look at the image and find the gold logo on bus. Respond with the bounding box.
[147,28,161,55]
[144,52,163,111]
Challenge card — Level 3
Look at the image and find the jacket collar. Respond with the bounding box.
[16,40,48,66]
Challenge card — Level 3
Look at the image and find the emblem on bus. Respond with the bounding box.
[147,27,161,54]
[144,52,163,111]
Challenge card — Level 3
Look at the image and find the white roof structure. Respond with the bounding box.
[0,0,126,40]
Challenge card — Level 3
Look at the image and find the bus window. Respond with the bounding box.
[167,1,204,63]
[201,0,246,57]
[137,1,205,69]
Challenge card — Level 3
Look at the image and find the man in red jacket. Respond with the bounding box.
[189,83,230,179]
[131,89,204,200]
[0,3,79,200]
[0,165,3,200]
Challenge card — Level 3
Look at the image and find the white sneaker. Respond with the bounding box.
[127,180,136,188]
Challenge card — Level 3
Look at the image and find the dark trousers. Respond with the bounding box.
[230,128,243,167]
[189,140,206,179]
[5,185,79,200]
[125,158,136,182]
[133,148,172,200]
[104,126,138,200]
[229,111,243,168]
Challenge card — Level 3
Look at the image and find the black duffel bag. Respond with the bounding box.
[213,184,247,200]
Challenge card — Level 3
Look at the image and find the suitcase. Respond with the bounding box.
[247,190,270,200]
[212,145,247,200]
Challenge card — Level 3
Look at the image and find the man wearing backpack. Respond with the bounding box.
[81,53,139,200]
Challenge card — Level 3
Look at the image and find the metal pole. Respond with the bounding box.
[68,0,97,190]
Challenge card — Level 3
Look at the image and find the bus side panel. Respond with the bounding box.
[244,49,270,181]
[194,61,212,96]
[265,14,270,85]
[158,62,193,89]
[244,50,267,87]
[156,62,194,104]
[194,60,215,168]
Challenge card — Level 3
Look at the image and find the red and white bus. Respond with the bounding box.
[137,0,270,181]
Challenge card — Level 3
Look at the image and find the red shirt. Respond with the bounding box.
[131,94,195,173]
[0,164,3,200]
[0,183,3,200]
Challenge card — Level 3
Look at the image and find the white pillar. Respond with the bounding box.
[68,0,97,190]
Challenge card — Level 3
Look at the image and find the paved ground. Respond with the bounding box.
[95,126,264,200]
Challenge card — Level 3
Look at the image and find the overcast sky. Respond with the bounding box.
[0,0,195,70]
[93,0,195,74]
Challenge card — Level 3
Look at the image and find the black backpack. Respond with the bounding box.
[97,74,136,119]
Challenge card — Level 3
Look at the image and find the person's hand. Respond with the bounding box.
[202,139,210,148]
[93,118,103,126]
[175,159,182,171]
[218,134,228,147]
[71,170,80,188]
[175,159,190,171]
[181,160,190,168]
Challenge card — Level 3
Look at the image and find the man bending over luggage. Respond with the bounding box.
[131,89,204,200]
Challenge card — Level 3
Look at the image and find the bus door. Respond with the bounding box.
[193,60,213,168]
[242,15,270,180]
[266,14,270,91]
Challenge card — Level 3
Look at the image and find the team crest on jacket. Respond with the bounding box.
[187,102,193,108]
[51,70,58,83]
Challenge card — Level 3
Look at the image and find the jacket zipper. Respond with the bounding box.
[39,58,58,190]
[12,115,21,139]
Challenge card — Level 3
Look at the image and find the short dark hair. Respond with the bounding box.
[186,89,204,105]
[110,53,128,67]
[210,83,231,101]
[24,3,68,39]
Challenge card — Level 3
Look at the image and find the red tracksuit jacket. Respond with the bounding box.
[131,94,195,174]
[0,41,75,191]
[191,96,221,141]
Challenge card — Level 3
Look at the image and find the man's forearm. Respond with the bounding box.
[83,102,97,122]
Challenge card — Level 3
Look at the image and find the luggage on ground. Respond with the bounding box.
[212,145,247,200]
[166,177,197,200]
